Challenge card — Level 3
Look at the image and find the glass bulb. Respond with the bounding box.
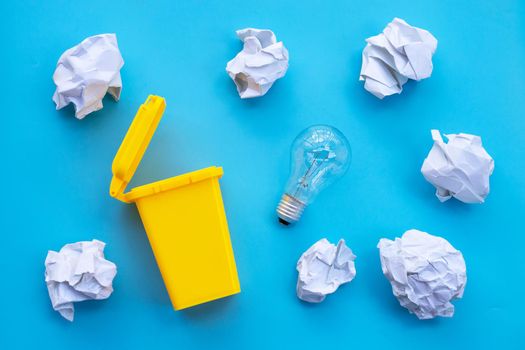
[277,125,351,225]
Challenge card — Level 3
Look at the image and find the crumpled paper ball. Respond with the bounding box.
[296,238,356,303]
[360,18,437,99]
[45,239,117,321]
[226,28,289,98]
[421,129,494,203]
[377,229,467,320]
[52,33,124,119]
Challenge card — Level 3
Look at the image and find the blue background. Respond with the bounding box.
[1,1,523,349]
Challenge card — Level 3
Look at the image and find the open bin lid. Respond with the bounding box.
[110,95,166,202]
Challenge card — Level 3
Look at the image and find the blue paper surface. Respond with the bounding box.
[1,1,524,349]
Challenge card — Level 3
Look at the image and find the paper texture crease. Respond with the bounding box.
[421,129,494,203]
[226,28,289,98]
[296,238,356,303]
[44,239,117,321]
[378,230,467,319]
[52,33,124,119]
[360,18,437,98]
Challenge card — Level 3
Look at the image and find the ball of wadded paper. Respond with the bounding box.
[44,239,117,321]
[296,238,356,303]
[421,130,494,203]
[377,230,467,320]
[360,18,437,99]
[226,28,289,98]
[52,33,124,119]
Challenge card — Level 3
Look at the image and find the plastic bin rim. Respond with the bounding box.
[123,166,224,202]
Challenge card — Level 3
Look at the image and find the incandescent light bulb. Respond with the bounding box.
[276,125,352,225]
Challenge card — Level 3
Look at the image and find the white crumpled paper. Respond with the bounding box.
[226,28,289,98]
[378,229,467,320]
[45,239,117,321]
[52,33,124,119]
[360,18,437,99]
[421,130,494,203]
[296,238,356,303]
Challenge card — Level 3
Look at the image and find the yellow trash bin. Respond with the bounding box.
[109,95,240,310]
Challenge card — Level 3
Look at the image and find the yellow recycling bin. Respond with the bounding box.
[110,95,240,310]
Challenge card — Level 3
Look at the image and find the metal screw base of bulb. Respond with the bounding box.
[277,194,305,225]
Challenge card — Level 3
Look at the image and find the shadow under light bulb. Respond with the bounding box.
[276,125,352,225]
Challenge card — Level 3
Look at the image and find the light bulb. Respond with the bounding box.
[276,125,352,225]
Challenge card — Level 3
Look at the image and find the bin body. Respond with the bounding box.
[132,173,240,310]
[110,96,240,310]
